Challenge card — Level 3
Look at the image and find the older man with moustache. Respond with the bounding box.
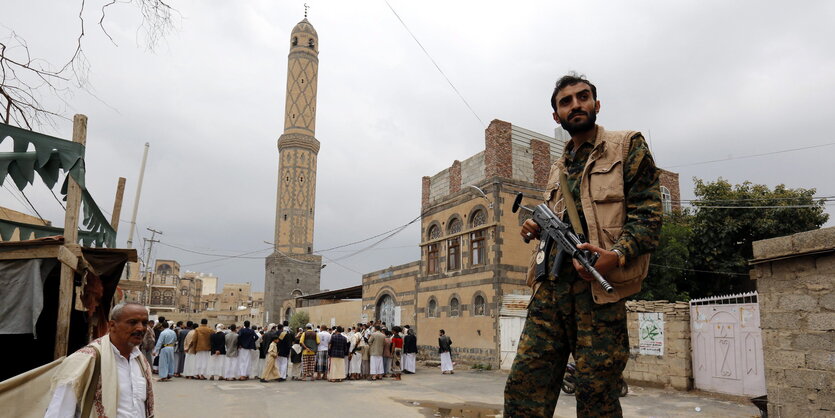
[45,302,154,417]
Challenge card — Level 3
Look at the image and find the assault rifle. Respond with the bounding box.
[512,193,614,293]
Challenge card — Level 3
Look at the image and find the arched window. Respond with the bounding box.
[661,186,672,214]
[449,297,460,317]
[474,294,486,316]
[447,218,462,271]
[470,209,487,266]
[284,307,293,322]
[471,209,486,227]
[151,290,161,305]
[156,264,172,275]
[427,298,438,318]
[162,290,174,305]
[292,289,303,298]
[377,294,395,325]
[427,225,441,274]
[292,36,298,46]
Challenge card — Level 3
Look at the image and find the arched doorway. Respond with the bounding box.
[284,307,292,322]
[376,294,395,326]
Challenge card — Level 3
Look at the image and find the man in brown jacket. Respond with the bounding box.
[366,326,386,380]
[193,318,214,380]
[504,72,662,417]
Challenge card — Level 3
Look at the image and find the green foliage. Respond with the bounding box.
[288,311,310,332]
[687,178,828,298]
[633,211,692,302]
[632,178,828,301]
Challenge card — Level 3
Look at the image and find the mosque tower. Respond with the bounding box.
[265,16,322,323]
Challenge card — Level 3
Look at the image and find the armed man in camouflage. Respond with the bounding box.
[504,73,662,417]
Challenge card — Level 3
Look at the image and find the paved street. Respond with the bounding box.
[153,366,761,417]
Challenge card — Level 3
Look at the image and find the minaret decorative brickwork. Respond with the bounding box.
[265,18,322,323]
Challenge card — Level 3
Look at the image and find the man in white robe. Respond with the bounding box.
[45,302,154,417]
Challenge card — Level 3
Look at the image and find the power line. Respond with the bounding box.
[315,213,422,253]
[685,202,833,209]
[17,188,47,225]
[667,142,835,168]
[677,195,834,203]
[649,263,749,277]
[384,0,484,127]
[49,188,66,210]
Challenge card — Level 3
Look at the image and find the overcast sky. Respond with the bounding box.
[3,0,834,293]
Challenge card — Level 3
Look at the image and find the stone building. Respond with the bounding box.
[147,260,204,315]
[264,16,323,321]
[148,259,180,314]
[750,227,835,417]
[363,120,681,367]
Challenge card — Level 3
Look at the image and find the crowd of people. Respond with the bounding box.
[139,317,451,383]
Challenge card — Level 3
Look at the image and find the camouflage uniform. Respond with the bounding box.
[504,132,661,417]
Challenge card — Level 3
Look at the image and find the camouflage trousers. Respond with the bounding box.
[504,273,629,417]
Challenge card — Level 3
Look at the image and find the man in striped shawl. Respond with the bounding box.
[45,302,155,417]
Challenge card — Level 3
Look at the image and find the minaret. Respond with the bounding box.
[265,16,322,323]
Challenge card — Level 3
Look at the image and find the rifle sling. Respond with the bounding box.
[558,171,585,239]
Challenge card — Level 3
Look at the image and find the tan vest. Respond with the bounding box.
[528,126,650,304]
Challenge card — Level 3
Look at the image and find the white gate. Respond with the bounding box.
[499,294,530,370]
[690,292,766,397]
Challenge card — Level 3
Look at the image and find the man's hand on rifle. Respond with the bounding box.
[573,242,619,281]
[520,219,540,241]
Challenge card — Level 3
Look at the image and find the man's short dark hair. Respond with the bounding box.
[186,320,193,327]
[161,321,169,329]
[440,329,446,335]
[176,321,183,327]
[230,324,237,331]
[201,318,208,325]
[282,320,289,327]
[550,72,597,112]
[244,320,251,328]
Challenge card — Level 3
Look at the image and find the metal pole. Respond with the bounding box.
[143,228,162,305]
[126,143,150,249]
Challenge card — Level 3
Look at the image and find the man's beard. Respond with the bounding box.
[561,110,597,136]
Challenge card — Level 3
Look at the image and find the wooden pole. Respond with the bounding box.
[54,114,87,360]
[110,177,126,232]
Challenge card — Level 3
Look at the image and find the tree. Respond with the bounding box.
[632,210,693,302]
[288,310,310,333]
[0,0,175,128]
[686,178,828,298]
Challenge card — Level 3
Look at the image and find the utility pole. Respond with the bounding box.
[143,227,162,305]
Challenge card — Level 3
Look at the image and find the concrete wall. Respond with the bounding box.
[298,300,362,328]
[623,300,692,390]
[751,227,835,417]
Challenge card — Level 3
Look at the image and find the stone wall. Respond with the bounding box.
[751,227,835,418]
[623,300,692,390]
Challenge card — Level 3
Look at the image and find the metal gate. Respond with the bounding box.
[499,294,530,370]
[377,295,395,326]
[690,292,766,397]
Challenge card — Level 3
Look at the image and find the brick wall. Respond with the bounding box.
[658,169,681,211]
[531,139,551,188]
[751,227,835,417]
[449,160,461,194]
[422,176,431,209]
[484,119,512,179]
[623,300,692,390]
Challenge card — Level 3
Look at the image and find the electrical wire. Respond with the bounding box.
[17,188,47,225]
[49,188,66,210]
[384,0,484,127]
[667,142,835,168]
[649,263,749,277]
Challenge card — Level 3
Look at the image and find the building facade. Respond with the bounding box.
[363,120,681,367]
[265,17,324,322]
